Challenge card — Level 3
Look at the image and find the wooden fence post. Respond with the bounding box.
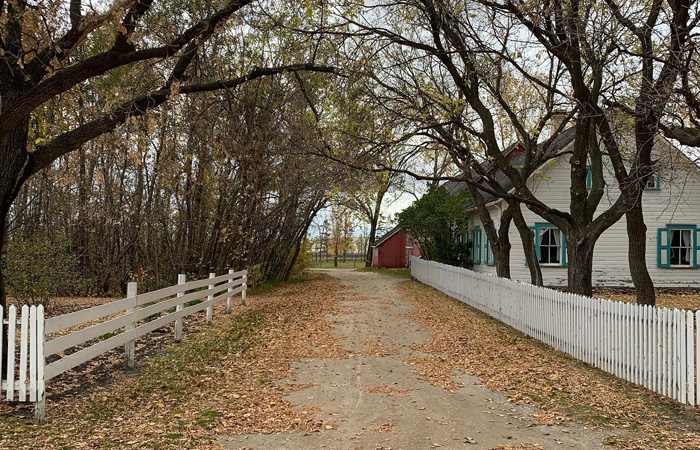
[125,282,137,369]
[242,273,247,306]
[206,273,215,324]
[226,269,234,314]
[174,274,186,342]
[34,305,45,423]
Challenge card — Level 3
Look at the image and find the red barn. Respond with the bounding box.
[371,226,421,269]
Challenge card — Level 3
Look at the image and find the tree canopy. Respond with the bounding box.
[397,186,472,268]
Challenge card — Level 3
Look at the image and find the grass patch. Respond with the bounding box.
[356,267,411,278]
[310,260,365,269]
[184,298,203,307]
[99,328,124,340]
[141,301,161,322]
[195,410,221,430]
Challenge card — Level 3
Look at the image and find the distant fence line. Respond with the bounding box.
[1,269,247,422]
[410,257,698,413]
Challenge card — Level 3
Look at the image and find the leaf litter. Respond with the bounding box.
[397,280,700,450]
[0,274,348,449]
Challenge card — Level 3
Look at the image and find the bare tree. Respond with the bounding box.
[0,1,338,307]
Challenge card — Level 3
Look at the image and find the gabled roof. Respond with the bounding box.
[372,225,403,247]
[443,128,577,207]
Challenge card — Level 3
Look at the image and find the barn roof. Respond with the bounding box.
[372,225,403,247]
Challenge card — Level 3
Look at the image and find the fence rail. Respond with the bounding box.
[410,257,697,411]
[1,269,247,422]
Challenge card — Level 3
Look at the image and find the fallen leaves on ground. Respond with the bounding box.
[488,445,546,450]
[371,421,397,432]
[591,287,700,311]
[397,280,700,450]
[0,275,348,450]
[404,357,462,392]
[357,339,399,356]
[359,385,410,396]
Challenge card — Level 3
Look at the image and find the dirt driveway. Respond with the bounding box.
[219,269,608,450]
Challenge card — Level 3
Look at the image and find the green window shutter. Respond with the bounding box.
[476,227,482,264]
[473,227,482,264]
[484,234,495,266]
[484,235,489,266]
[586,166,592,190]
[657,227,671,268]
[562,232,567,267]
[694,227,700,269]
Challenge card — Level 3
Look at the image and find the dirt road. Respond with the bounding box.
[219,270,608,450]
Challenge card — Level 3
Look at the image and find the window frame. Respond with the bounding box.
[658,224,700,269]
[669,228,693,267]
[528,223,567,268]
[643,173,661,190]
[537,226,563,266]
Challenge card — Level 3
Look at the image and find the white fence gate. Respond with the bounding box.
[411,257,698,413]
[1,269,247,422]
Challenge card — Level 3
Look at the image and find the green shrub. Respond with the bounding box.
[245,264,264,287]
[3,234,90,305]
[397,186,473,268]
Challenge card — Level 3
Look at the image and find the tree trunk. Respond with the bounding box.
[495,207,513,278]
[510,202,543,286]
[626,203,656,305]
[365,215,379,267]
[566,232,595,296]
[0,97,31,309]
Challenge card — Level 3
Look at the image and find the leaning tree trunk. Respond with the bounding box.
[495,208,513,278]
[626,202,656,305]
[495,237,511,278]
[365,215,379,267]
[510,202,543,286]
[566,231,595,296]
[0,105,31,310]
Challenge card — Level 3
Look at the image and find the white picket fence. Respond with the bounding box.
[1,269,247,421]
[411,257,698,411]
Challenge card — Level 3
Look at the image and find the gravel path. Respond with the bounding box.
[219,269,609,450]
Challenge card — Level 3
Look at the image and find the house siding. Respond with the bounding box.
[468,140,700,287]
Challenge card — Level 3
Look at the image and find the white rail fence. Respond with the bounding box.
[411,257,698,413]
[1,269,247,422]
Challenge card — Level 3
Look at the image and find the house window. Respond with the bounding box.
[670,229,692,266]
[643,174,661,190]
[658,225,700,268]
[472,227,482,264]
[527,223,567,267]
[539,228,562,265]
